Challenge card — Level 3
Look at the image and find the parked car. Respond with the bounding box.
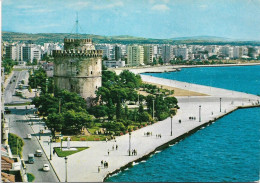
[35,149,42,157]
[28,154,34,164]
[43,164,50,171]
[27,134,32,139]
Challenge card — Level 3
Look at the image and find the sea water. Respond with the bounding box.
[106,65,260,182]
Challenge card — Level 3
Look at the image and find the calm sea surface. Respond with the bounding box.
[106,65,260,182]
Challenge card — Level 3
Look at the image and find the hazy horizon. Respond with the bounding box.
[2,0,260,41]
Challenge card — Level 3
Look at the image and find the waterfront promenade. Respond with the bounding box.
[30,75,260,182]
[112,63,260,75]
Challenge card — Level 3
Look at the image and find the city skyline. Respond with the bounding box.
[2,0,260,41]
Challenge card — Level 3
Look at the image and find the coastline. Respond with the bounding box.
[111,62,260,75]
[30,73,260,182]
[103,105,260,182]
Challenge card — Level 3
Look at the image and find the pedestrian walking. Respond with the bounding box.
[101,160,103,166]
[108,149,110,156]
[98,166,100,173]
[53,149,55,155]
[112,145,114,150]
[116,144,118,150]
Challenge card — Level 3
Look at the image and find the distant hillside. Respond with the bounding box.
[171,36,230,41]
[2,32,260,46]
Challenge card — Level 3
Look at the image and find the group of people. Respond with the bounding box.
[112,144,118,151]
[189,116,196,120]
[144,132,153,137]
[101,160,109,169]
[130,149,137,156]
[156,134,162,138]
[105,136,117,143]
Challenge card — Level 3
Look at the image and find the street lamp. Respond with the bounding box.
[220,98,222,112]
[64,156,68,182]
[49,135,52,160]
[38,111,41,140]
[128,132,131,156]
[199,105,201,122]
[46,78,48,93]
[59,98,61,113]
[24,166,27,176]
[39,127,41,140]
[152,99,155,120]
[170,115,173,136]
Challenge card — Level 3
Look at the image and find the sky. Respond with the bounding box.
[2,0,260,40]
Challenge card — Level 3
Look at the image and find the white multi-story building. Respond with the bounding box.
[5,44,16,60]
[95,44,115,60]
[220,46,233,58]
[143,45,154,65]
[127,45,144,66]
[43,43,62,56]
[161,44,173,63]
[173,46,188,60]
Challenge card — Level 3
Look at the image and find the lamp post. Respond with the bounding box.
[59,98,61,114]
[49,135,52,160]
[24,166,27,176]
[39,126,41,140]
[60,136,63,150]
[199,105,201,122]
[170,115,173,136]
[38,110,41,140]
[46,78,48,93]
[220,98,222,112]
[152,99,155,120]
[64,156,68,182]
[128,132,131,156]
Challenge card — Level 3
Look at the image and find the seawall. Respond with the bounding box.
[103,103,260,181]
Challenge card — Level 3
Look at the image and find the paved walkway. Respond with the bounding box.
[30,75,259,182]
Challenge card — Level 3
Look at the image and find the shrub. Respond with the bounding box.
[80,137,86,141]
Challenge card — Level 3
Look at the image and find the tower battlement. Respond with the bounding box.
[54,37,102,106]
[53,50,103,57]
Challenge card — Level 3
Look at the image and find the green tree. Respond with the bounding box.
[2,59,15,74]
[146,95,155,115]
[45,113,64,133]
[88,105,108,120]
[152,57,157,65]
[158,57,163,65]
[106,98,115,120]
[119,70,142,88]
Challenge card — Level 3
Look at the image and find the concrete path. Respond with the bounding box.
[30,75,259,182]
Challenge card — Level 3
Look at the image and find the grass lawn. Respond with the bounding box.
[88,126,100,134]
[54,147,88,157]
[65,135,111,141]
[27,173,35,182]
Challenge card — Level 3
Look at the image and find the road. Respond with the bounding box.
[4,68,59,182]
